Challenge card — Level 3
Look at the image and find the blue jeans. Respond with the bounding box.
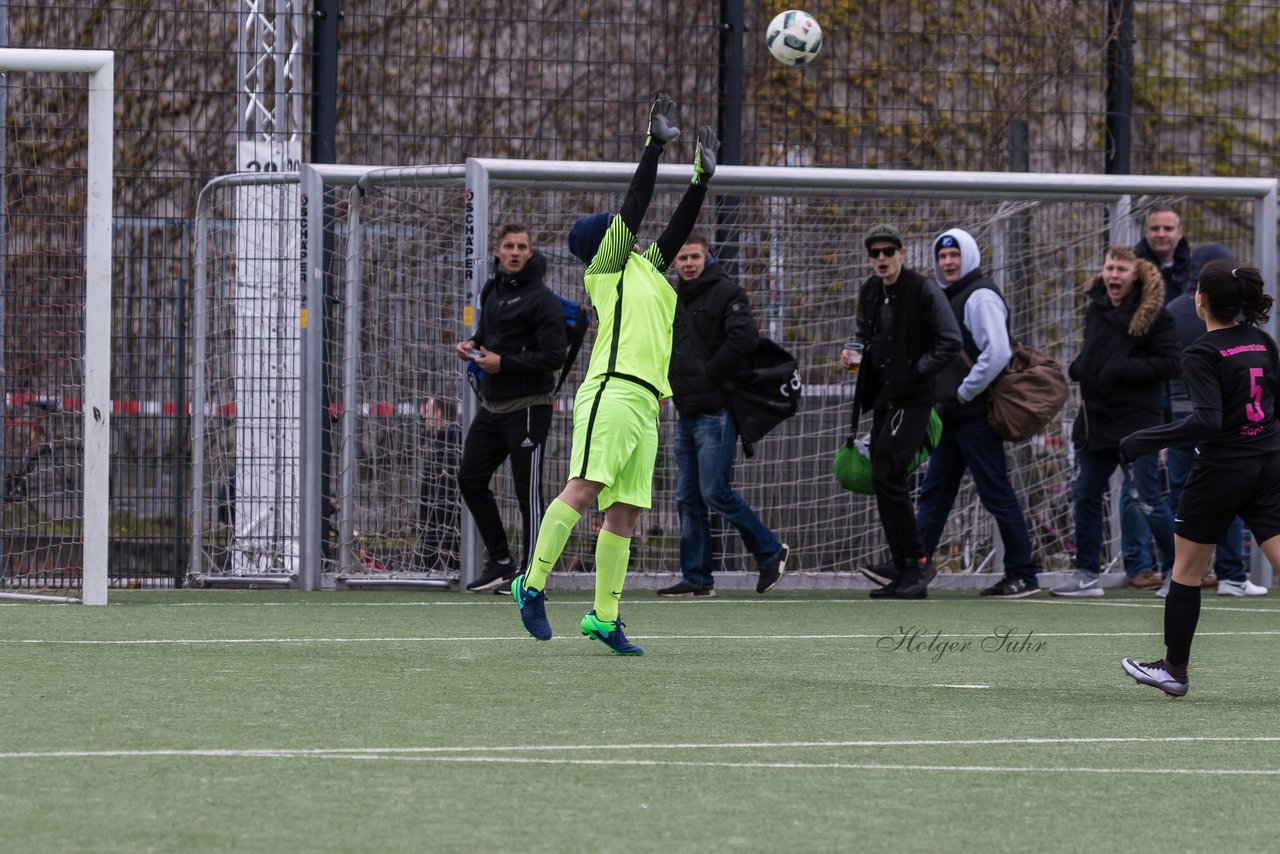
[1072,447,1175,576]
[675,409,781,589]
[915,416,1038,582]
[1119,468,1156,576]
[1166,444,1247,582]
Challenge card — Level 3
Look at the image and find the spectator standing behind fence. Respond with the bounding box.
[846,224,961,600]
[1158,244,1267,598]
[1120,262,1280,698]
[415,396,461,572]
[1135,205,1194,303]
[1119,205,1198,589]
[510,93,719,655]
[455,224,567,593]
[657,234,790,599]
[1051,246,1181,598]
[910,228,1042,599]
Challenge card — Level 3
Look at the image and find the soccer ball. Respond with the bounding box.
[766,10,823,67]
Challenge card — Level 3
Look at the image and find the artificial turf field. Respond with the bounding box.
[2,587,1278,853]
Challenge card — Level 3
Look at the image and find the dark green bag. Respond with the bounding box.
[832,409,943,494]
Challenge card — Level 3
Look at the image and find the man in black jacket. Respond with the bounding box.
[659,234,790,598]
[1051,245,1181,597]
[1122,204,1197,588]
[455,224,568,592]
[846,224,962,599]
[1135,205,1193,303]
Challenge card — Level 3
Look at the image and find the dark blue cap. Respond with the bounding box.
[567,212,613,264]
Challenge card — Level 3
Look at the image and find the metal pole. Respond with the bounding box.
[0,2,8,581]
[1105,0,1134,176]
[459,160,490,590]
[172,275,187,586]
[311,0,340,584]
[310,0,339,166]
[298,165,326,590]
[715,0,744,275]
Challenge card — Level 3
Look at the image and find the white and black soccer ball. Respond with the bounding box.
[766,10,823,67]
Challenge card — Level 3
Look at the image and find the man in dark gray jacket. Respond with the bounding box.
[847,224,962,599]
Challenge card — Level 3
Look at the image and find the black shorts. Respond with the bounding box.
[1175,451,1280,544]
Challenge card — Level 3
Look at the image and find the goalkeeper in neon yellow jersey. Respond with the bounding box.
[511,91,718,655]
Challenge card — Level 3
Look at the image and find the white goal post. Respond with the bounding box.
[0,49,113,605]
[191,160,1275,591]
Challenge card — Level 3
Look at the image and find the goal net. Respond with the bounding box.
[192,161,1274,588]
[0,49,112,605]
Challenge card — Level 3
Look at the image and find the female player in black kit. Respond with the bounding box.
[1119,261,1280,697]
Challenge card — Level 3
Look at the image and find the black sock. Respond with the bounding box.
[1164,580,1202,671]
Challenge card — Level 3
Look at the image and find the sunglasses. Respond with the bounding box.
[867,246,898,259]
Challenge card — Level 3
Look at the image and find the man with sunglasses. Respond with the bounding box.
[843,224,961,598]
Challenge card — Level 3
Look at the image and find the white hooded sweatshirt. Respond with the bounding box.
[932,227,1012,403]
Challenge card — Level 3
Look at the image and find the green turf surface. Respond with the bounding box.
[2,588,1278,852]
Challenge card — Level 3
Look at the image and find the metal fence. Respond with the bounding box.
[2,1,1278,583]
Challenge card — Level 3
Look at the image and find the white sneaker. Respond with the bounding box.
[1216,578,1269,597]
[1050,571,1104,597]
[1155,577,1170,599]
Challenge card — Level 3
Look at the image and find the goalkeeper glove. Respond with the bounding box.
[692,125,719,184]
[646,91,681,147]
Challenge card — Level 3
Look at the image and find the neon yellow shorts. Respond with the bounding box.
[569,376,661,510]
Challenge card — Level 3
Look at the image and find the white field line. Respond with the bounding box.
[369,756,1280,776]
[3,629,1280,646]
[3,737,1280,776]
[8,597,1275,618]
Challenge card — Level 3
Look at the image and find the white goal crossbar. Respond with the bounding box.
[0,49,113,605]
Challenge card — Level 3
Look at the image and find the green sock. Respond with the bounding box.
[523,498,580,591]
[593,529,631,623]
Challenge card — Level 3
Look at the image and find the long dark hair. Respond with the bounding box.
[1197,260,1272,326]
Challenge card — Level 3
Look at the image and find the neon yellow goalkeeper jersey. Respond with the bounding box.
[581,214,676,400]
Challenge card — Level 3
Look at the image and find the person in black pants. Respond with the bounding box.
[415,396,461,572]
[1120,262,1280,697]
[455,224,567,592]
[846,224,962,599]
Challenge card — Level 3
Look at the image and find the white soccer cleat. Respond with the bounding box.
[1216,579,1269,597]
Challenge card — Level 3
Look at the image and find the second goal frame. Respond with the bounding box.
[192,159,1276,591]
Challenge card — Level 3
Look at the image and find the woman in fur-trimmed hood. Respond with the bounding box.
[1069,244,1182,451]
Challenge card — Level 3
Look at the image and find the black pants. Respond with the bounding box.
[417,427,461,570]
[457,404,553,568]
[870,404,933,562]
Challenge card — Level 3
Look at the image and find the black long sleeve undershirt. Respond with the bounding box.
[650,181,709,273]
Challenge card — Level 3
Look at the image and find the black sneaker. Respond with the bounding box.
[756,544,790,594]
[860,559,899,587]
[465,559,516,593]
[980,575,1042,599]
[657,580,716,598]
[889,558,935,599]
[1121,657,1189,698]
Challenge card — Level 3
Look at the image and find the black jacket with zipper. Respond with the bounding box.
[470,251,568,403]
[852,268,962,417]
[1069,261,1181,451]
[668,262,760,417]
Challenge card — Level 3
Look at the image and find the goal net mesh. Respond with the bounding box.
[1,71,91,595]
[198,165,1262,584]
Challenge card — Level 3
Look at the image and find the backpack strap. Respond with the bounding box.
[554,296,591,394]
